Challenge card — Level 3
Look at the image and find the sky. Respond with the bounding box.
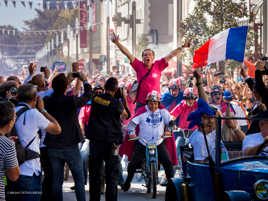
[0,1,43,30]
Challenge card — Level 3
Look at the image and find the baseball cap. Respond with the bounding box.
[223,90,233,101]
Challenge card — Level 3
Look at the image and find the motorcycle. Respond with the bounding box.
[129,135,171,199]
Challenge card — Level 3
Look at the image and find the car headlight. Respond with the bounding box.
[254,179,268,200]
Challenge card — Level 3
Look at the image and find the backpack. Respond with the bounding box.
[9,104,40,165]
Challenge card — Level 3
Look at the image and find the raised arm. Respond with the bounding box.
[193,70,209,103]
[165,40,191,63]
[111,33,135,63]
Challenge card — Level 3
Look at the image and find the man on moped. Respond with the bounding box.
[121,91,177,192]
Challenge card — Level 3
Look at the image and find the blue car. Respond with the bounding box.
[165,118,268,201]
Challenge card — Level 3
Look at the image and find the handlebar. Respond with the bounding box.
[128,135,172,144]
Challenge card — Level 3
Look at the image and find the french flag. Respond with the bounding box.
[193,26,248,68]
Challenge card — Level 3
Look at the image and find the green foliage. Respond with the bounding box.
[24,9,77,43]
[180,0,258,72]
[181,0,249,56]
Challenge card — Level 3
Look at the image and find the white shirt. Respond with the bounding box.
[15,104,50,176]
[242,132,268,156]
[189,130,229,162]
[130,106,171,146]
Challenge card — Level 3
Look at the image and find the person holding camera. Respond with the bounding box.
[86,77,130,201]
[23,62,37,84]
[40,66,50,88]
[43,73,92,201]
[6,84,62,201]
[0,80,19,105]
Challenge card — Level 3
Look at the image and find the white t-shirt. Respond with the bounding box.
[130,106,172,146]
[242,132,268,156]
[15,104,50,176]
[189,130,229,162]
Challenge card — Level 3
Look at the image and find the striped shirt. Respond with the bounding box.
[0,136,18,201]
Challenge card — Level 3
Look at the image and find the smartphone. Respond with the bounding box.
[110,32,115,41]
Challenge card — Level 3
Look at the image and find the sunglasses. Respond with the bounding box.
[184,96,195,100]
[211,92,222,96]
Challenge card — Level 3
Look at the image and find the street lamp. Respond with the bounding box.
[249,0,265,60]
[67,24,71,72]
[88,21,93,76]
[75,17,79,61]
[106,0,110,74]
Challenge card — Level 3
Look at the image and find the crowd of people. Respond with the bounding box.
[0,35,266,201]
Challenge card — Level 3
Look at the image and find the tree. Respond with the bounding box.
[23,9,77,64]
[180,0,253,72]
[24,9,77,43]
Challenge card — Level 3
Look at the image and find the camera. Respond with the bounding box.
[219,78,226,84]
[72,72,80,78]
[9,87,17,96]
[260,56,268,75]
[40,66,46,73]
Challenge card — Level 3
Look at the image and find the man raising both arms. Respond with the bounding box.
[111,33,190,111]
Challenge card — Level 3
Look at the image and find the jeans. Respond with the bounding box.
[118,156,124,186]
[47,145,85,201]
[6,174,42,201]
[79,139,90,185]
[40,147,52,201]
[89,141,120,201]
[118,129,127,186]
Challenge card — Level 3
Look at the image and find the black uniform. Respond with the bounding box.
[86,93,124,201]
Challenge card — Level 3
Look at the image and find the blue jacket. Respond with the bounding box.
[161,91,184,110]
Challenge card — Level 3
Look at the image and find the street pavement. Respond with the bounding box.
[63,172,166,201]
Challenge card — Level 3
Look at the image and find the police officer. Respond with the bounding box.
[86,77,130,201]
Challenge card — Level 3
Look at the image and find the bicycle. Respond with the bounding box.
[129,135,171,199]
